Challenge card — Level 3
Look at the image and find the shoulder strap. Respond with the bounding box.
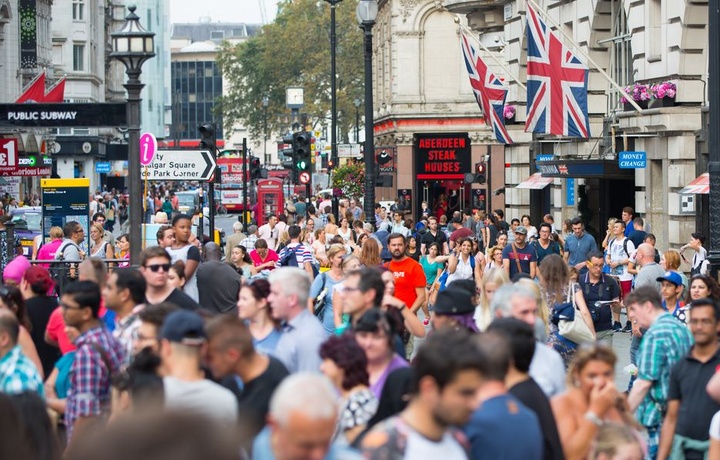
[623,238,630,257]
[87,340,114,375]
[511,243,522,273]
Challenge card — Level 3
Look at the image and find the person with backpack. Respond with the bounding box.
[56,221,86,262]
[605,220,635,331]
[308,244,347,336]
[445,237,481,289]
[578,251,621,344]
[275,225,314,279]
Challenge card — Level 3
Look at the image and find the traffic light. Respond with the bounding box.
[475,162,487,184]
[250,157,262,179]
[293,130,311,183]
[198,124,217,152]
[281,135,296,183]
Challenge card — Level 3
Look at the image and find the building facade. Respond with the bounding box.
[376,0,709,254]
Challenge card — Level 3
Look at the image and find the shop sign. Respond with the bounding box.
[415,133,471,180]
[618,151,647,169]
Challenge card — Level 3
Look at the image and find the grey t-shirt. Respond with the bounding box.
[56,239,82,262]
[163,376,238,422]
[635,262,665,291]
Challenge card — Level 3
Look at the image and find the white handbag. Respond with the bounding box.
[558,282,595,344]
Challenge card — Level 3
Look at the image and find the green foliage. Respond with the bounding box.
[331,162,365,198]
[216,0,365,141]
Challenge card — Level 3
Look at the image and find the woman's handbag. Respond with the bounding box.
[557,282,595,344]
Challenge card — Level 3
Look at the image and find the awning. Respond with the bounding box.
[679,173,709,195]
[516,173,554,189]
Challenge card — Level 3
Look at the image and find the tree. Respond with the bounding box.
[216,0,365,141]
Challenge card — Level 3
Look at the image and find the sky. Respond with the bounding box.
[170,0,278,25]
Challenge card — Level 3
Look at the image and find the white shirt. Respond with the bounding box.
[404,427,468,460]
[607,236,635,281]
[529,342,566,397]
[258,223,278,250]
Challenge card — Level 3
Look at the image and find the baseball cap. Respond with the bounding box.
[160,310,206,346]
[514,226,528,235]
[451,216,463,224]
[656,270,683,287]
[434,286,475,315]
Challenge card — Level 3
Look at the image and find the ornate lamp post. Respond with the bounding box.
[357,0,378,227]
[709,0,720,277]
[110,5,155,265]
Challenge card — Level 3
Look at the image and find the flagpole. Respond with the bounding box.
[448,14,528,92]
[526,0,643,113]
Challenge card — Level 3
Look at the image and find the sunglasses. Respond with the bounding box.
[145,263,171,273]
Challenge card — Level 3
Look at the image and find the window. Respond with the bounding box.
[73,44,85,71]
[72,0,84,20]
[210,30,225,40]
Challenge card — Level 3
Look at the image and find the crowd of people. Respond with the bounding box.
[0,196,718,460]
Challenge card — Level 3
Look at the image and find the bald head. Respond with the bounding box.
[203,242,222,261]
[637,243,654,258]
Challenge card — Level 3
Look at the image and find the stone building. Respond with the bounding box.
[374,0,710,251]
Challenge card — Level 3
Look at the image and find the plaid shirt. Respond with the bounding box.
[239,234,259,251]
[636,313,694,427]
[0,345,44,397]
[66,326,126,440]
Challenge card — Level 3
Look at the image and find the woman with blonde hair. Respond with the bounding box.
[310,243,347,335]
[551,344,640,460]
[332,254,362,330]
[324,213,338,237]
[312,228,329,267]
[539,254,595,366]
[590,423,644,460]
[89,222,115,259]
[601,217,618,250]
[359,238,382,268]
[484,245,504,272]
[474,267,510,331]
[276,230,291,252]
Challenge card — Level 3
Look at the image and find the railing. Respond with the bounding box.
[0,224,16,273]
[23,259,131,295]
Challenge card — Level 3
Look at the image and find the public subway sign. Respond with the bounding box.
[414,133,471,180]
[0,103,127,127]
[618,151,647,169]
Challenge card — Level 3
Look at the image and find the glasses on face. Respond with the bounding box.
[145,263,171,273]
[60,302,85,311]
[74,228,84,234]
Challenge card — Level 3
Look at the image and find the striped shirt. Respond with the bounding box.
[636,313,694,427]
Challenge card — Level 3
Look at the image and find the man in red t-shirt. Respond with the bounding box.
[449,217,474,250]
[386,233,427,313]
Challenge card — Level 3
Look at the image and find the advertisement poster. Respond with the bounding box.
[41,178,89,249]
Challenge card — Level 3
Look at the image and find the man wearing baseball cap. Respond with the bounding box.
[432,284,479,333]
[160,310,238,422]
[502,226,538,280]
[656,271,688,326]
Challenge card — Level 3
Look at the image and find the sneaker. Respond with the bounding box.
[613,321,622,332]
[622,321,632,333]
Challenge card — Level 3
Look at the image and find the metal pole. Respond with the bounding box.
[125,70,143,265]
[361,22,376,228]
[329,1,340,170]
[264,107,268,165]
[242,137,249,231]
[708,0,720,278]
[208,129,216,242]
[355,105,360,142]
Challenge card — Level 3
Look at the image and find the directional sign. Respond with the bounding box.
[139,132,157,166]
[299,171,311,184]
[141,150,217,181]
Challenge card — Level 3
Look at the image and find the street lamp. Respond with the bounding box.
[325,0,342,174]
[262,96,269,165]
[708,0,720,277]
[354,98,361,143]
[110,5,155,265]
[357,0,378,227]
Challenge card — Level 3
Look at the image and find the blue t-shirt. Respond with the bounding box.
[309,272,342,335]
[463,394,543,460]
[564,232,598,267]
[253,328,282,356]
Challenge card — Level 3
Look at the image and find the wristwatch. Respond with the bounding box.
[584,411,603,427]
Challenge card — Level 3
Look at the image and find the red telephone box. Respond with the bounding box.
[256,178,284,225]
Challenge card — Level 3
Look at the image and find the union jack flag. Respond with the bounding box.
[460,33,513,144]
[525,6,590,138]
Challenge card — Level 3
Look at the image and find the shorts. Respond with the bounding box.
[620,279,633,299]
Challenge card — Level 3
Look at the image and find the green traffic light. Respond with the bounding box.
[296,160,307,170]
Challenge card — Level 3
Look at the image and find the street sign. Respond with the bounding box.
[338,143,361,158]
[139,132,157,166]
[141,150,217,181]
[299,171,311,184]
[95,162,111,173]
[618,151,647,169]
[0,103,127,127]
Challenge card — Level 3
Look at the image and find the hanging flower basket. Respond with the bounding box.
[503,105,516,123]
[331,162,365,198]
